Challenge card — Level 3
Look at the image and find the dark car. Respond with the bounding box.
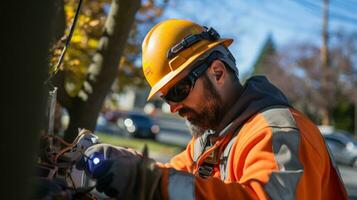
[323,133,357,168]
[104,110,160,139]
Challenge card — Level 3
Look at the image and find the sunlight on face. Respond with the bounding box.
[183,75,223,136]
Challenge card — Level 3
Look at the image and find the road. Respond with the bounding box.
[339,165,357,199]
[155,115,192,147]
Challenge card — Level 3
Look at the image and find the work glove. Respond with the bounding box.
[76,144,162,200]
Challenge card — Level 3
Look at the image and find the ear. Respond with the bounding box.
[207,59,227,85]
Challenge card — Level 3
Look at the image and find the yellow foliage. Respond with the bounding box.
[88,39,98,49]
[89,19,100,27]
[69,59,81,66]
[51,0,168,96]
[64,4,74,19]
[71,34,82,43]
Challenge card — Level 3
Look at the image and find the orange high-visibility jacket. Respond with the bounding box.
[158,76,348,200]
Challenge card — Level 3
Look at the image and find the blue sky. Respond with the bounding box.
[160,0,357,78]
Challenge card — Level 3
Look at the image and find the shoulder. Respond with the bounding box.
[238,106,298,136]
[233,106,302,151]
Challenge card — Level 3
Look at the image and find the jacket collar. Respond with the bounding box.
[212,75,290,138]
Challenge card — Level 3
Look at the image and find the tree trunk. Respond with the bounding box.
[0,1,55,198]
[63,0,141,142]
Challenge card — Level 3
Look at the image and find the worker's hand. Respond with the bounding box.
[92,158,140,198]
[76,144,162,200]
[76,143,142,176]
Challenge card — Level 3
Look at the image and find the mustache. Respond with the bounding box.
[178,107,195,116]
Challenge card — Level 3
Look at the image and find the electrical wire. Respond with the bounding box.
[44,0,84,85]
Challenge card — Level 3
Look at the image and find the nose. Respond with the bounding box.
[168,101,183,113]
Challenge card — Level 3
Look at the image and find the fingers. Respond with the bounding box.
[104,188,119,198]
[75,155,86,170]
[96,172,120,198]
[75,144,104,171]
[92,160,113,179]
[95,173,113,192]
[95,171,121,198]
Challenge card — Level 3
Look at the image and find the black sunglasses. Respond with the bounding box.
[161,51,222,103]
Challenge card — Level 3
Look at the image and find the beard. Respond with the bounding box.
[179,75,223,138]
[185,120,205,138]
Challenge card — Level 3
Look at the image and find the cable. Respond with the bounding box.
[44,0,84,85]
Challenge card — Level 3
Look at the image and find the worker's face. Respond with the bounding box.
[167,71,223,134]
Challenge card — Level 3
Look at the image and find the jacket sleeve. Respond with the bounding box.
[158,123,306,200]
[159,168,256,200]
[157,138,195,172]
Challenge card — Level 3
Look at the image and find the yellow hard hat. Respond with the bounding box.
[142,19,233,100]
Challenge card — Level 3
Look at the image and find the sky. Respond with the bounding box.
[160,0,357,78]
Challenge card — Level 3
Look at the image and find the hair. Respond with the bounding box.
[212,46,240,85]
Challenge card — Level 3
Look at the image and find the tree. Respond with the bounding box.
[51,0,168,142]
[115,0,169,92]
[52,0,141,142]
[252,34,278,75]
[251,35,303,108]
[257,30,357,132]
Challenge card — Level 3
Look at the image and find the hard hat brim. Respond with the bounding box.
[146,38,233,101]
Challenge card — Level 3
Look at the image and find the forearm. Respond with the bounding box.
[159,168,259,200]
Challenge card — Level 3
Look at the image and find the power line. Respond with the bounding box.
[291,0,357,24]
[291,0,322,16]
[331,0,357,17]
[248,0,321,33]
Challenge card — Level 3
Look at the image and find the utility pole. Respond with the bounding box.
[355,98,357,138]
[321,0,330,125]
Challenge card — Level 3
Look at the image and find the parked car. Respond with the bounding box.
[95,113,121,134]
[104,110,160,139]
[323,133,357,168]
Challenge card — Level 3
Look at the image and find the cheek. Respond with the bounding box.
[182,79,206,110]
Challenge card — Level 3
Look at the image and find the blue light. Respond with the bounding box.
[93,157,100,165]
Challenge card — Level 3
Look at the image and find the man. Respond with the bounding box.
[80,19,348,199]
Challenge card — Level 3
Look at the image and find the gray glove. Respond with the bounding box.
[76,144,162,200]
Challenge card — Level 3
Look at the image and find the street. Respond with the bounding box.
[155,115,191,147]
[340,165,357,198]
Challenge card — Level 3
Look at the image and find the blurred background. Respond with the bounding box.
[53,0,357,143]
[13,0,357,198]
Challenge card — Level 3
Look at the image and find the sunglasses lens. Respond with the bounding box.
[164,78,192,102]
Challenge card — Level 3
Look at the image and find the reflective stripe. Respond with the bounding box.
[271,128,303,171]
[261,107,297,129]
[264,170,303,200]
[193,131,211,162]
[193,138,201,162]
[220,134,238,180]
[168,168,195,200]
[262,108,303,200]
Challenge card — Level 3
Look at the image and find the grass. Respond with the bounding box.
[95,132,183,156]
